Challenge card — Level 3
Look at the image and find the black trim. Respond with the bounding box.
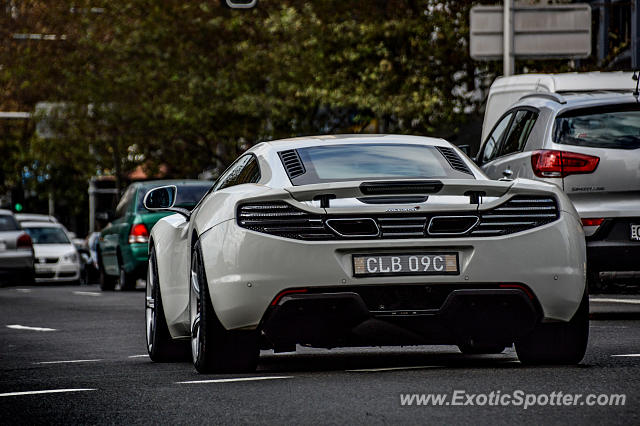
[359,180,443,195]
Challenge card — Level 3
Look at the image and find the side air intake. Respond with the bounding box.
[278,149,306,179]
[436,146,473,175]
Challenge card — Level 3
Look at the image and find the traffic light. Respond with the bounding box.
[11,187,25,213]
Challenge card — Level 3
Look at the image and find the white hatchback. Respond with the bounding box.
[21,221,81,283]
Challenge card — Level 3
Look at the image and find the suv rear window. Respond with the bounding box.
[289,143,472,185]
[553,104,640,149]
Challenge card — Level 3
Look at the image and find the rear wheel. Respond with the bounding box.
[515,289,589,365]
[190,242,259,373]
[146,245,188,361]
[99,261,116,291]
[119,263,136,291]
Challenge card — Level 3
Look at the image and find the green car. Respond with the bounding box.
[98,179,213,290]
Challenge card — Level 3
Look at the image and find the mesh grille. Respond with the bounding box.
[237,195,559,240]
[278,149,306,179]
[436,146,473,175]
[471,196,559,237]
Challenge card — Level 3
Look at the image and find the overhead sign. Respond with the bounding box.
[470,4,591,60]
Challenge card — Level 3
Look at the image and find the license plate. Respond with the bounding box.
[632,224,640,241]
[353,253,459,277]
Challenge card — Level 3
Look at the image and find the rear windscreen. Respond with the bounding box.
[553,104,640,149]
[23,227,70,244]
[0,215,19,231]
[290,144,472,185]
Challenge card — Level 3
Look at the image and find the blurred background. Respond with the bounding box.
[0,0,636,236]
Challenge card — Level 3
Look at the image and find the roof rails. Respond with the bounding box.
[519,92,566,104]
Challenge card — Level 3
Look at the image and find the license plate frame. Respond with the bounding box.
[631,224,640,241]
[352,252,459,278]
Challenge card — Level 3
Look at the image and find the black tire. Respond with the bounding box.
[191,242,259,374]
[515,288,589,365]
[146,245,188,362]
[119,263,136,291]
[587,268,608,294]
[99,265,116,291]
[458,343,506,354]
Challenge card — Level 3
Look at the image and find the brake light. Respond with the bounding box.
[531,150,599,178]
[499,284,534,300]
[128,223,149,244]
[270,288,308,306]
[16,233,33,249]
[581,218,604,227]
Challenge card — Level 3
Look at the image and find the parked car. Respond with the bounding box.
[475,90,640,291]
[0,209,35,284]
[21,221,81,284]
[98,180,214,291]
[143,135,588,373]
[15,213,59,224]
[480,72,634,145]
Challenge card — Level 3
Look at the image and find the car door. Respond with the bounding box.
[480,109,539,180]
[478,111,514,178]
[100,185,136,275]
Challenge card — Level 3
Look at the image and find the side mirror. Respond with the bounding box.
[143,185,191,221]
[143,185,177,210]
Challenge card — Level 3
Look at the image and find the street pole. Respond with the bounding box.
[633,0,640,68]
[88,180,96,234]
[503,0,514,76]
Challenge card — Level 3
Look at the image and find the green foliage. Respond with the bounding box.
[2,0,502,222]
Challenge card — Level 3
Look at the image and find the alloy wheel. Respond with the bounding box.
[190,251,202,364]
[145,255,156,353]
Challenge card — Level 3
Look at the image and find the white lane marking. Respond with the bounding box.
[0,388,96,398]
[176,376,293,384]
[72,291,101,297]
[612,354,640,357]
[15,289,32,293]
[6,324,57,332]
[346,365,442,372]
[128,354,149,358]
[36,359,103,365]
[590,298,640,305]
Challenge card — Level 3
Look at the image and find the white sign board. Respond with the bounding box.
[470,4,592,60]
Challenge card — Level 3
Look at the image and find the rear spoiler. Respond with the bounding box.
[284,179,514,206]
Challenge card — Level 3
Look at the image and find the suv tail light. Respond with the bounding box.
[128,223,149,244]
[531,150,599,178]
[16,233,33,249]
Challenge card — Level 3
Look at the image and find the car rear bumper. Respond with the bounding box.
[200,212,586,331]
[260,288,540,348]
[586,217,640,272]
[0,250,34,270]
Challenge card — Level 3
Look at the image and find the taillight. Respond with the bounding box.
[531,150,599,178]
[128,223,149,244]
[17,233,33,249]
[581,218,604,227]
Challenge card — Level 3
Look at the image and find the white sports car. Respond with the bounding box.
[144,135,588,373]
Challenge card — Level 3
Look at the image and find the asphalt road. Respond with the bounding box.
[1,284,639,425]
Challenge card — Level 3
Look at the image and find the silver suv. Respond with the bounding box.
[476,91,640,291]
